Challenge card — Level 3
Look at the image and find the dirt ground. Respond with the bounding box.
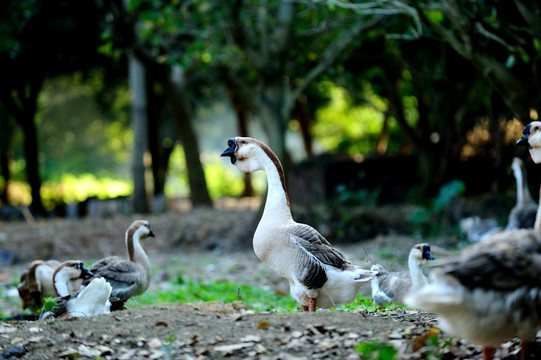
[0,203,536,359]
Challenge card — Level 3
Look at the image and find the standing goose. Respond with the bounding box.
[506,157,537,230]
[370,243,434,305]
[406,121,541,360]
[52,260,94,297]
[221,137,375,311]
[82,220,154,304]
[40,277,112,319]
[17,260,61,313]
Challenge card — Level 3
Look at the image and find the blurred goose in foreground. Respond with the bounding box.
[40,277,112,319]
[370,243,434,305]
[53,260,94,297]
[506,157,537,230]
[82,220,154,308]
[17,260,60,313]
[221,137,376,312]
[406,121,541,360]
[459,216,501,243]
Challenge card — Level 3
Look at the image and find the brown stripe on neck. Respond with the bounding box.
[127,226,136,261]
[257,139,290,208]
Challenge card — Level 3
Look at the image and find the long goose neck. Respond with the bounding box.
[126,230,151,277]
[54,272,70,297]
[535,183,541,231]
[258,147,292,222]
[408,254,427,286]
[515,164,532,204]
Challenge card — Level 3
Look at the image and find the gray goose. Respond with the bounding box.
[82,220,154,308]
[406,121,541,360]
[17,260,60,313]
[370,243,434,305]
[221,137,375,312]
[506,157,537,230]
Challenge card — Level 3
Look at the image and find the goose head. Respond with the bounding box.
[127,220,155,241]
[409,243,435,266]
[53,260,94,297]
[517,121,541,163]
[221,137,269,173]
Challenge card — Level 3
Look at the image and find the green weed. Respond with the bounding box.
[355,340,397,360]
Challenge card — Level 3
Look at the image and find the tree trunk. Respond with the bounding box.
[0,107,13,205]
[162,65,212,207]
[128,52,149,213]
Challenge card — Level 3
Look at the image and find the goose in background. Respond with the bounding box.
[459,216,501,243]
[506,157,537,230]
[371,243,435,305]
[17,260,60,313]
[52,260,94,297]
[82,220,154,308]
[406,121,541,360]
[221,137,376,312]
[40,277,112,320]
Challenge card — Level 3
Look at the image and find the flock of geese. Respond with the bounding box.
[14,121,541,359]
[17,220,154,319]
[220,122,541,360]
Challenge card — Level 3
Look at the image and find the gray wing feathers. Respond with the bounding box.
[290,224,351,290]
[442,231,541,290]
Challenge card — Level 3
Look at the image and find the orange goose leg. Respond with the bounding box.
[521,340,534,360]
[482,346,495,360]
[308,297,317,312]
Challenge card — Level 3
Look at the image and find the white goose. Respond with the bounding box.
[82,220,154,305]
[506,157,537,230]
[370,243,434,305]
[17,260,60,313]
[40,277,112,319]
[221,137,375,311]
[406,121,541,360]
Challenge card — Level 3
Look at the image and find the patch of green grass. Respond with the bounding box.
[355,340,397,360]
[132,278,299,312]
[130,276,406,316]
[332,294,408,314]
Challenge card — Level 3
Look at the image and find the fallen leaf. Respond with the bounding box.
[257,320,269,330]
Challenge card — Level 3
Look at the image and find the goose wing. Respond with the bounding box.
[439,230,541,291]
[85,260,141,290]
[289,223,351,290]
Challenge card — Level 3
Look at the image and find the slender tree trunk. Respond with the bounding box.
[163,65,212,207]
[128,52,149,213]
[0,107,13,205]
[146,72,167,197]
[294,94,314,157]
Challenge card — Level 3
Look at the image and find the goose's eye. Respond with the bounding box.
[241,140,246,144]
[228,139,234,146]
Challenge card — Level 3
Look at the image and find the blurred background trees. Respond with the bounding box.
[0,0,539,218]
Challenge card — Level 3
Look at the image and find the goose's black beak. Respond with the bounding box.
[422,245,435,261]
[517,124,531,146]
[79,263,94,279]
[221,138,238,164]
[148,230,155,237]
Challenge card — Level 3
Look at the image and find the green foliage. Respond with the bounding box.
[432,180,465,212]
[355,341,397,360]
[204,163,245,199]
[40,297,57,313]
[409,180,465,225]
[334,294,407,315]
[134,278,299,313]
[314,82,386,155]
